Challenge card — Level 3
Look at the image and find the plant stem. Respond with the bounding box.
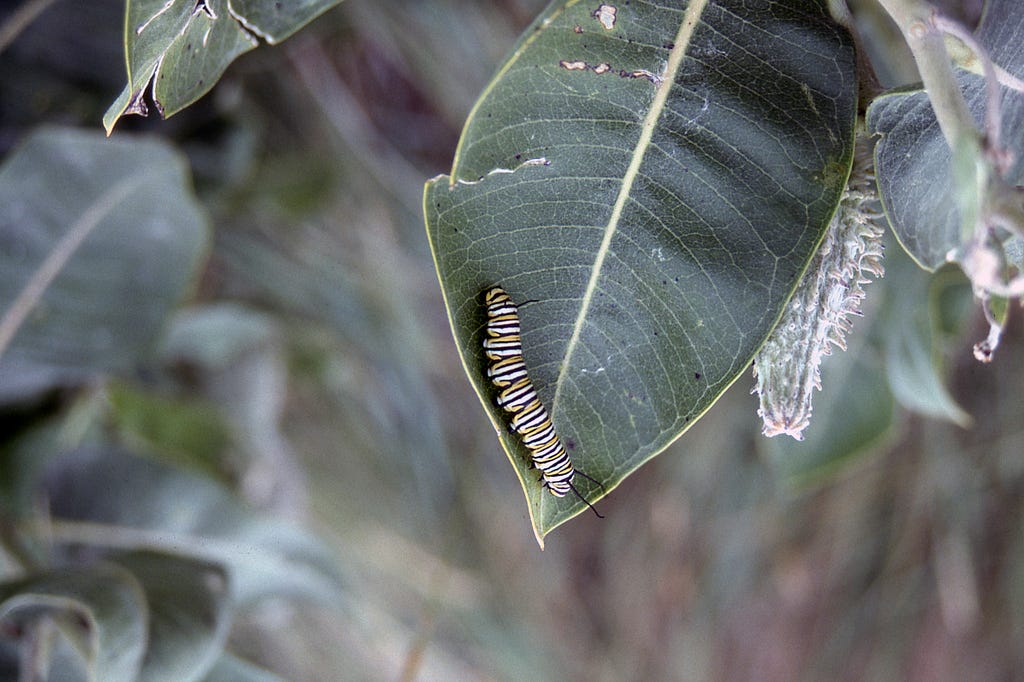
[934,15,1002,155]
[874,0,980,154]
[875,0,991,244]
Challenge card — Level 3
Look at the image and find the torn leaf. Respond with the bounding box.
[104,0,345,133]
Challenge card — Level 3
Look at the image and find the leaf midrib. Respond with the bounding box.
[0,173,149,360]
[553,0,709,411]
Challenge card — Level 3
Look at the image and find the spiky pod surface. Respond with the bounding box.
[753,134,886,440]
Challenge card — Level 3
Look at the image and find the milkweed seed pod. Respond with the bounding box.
[753,133,885,440]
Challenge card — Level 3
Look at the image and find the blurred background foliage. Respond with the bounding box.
[1,0,1023,679]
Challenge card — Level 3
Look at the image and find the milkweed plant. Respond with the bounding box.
[755,0,1024,440]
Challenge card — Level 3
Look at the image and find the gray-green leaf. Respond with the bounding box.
[882,256,972,426]
[424,0,857,542]
[202,653,285,682]
[45,447,344,608]
[0,127,209,403]
[110,552,232,682]
[0,565,148,682]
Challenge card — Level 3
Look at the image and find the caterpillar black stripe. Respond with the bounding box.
[483,286,603,518]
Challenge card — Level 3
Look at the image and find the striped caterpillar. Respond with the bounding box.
[482,287,603,517]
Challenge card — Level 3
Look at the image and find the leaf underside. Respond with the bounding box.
[425,0,857,542]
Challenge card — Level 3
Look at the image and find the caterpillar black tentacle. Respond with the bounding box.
[482,286,604,519]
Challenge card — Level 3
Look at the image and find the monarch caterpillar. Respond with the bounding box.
[482,286,604,518]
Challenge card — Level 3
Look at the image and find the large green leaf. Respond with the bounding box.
[0,565,148,682]
[867,0,1024,269]
[0,127,209,403]
[424,0,857,542]
[103,0,346,132]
